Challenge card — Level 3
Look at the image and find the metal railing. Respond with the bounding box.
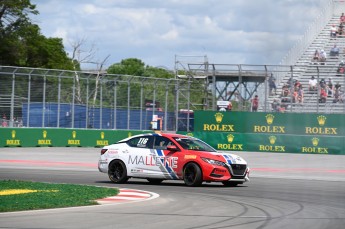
[0,64,344,131]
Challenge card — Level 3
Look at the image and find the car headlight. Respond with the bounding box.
[201,157,226,167]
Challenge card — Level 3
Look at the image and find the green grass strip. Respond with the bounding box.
[0,180,119,212]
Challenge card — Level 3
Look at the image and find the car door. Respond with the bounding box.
[125,135,155,178]
[152,136,179,180]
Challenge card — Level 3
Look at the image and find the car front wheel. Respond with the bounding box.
[183,163,202,187]
[108,160,129,184]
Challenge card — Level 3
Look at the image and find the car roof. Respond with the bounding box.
[118,132,190,143]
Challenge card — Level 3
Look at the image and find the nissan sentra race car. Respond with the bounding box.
[98,133,249,187]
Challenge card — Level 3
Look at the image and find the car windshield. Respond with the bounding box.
[173,137,217,152]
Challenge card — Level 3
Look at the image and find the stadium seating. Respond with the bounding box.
[268,15,345,114]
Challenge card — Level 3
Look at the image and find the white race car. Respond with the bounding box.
[98,133,249,187]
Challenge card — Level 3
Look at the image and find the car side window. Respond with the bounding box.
[127,136,153,149]
[154,136,174,150]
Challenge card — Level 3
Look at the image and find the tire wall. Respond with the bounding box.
[178,111,345,155]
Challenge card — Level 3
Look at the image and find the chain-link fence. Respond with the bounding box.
[1,65,344,131]
[0,66,205,131]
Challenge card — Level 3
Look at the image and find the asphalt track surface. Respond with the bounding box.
[0,148,345,229]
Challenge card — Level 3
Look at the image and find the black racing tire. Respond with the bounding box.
[222,181,243,187]
[183,163,203,187]
[108,160,129,184]
[147,178,164,185]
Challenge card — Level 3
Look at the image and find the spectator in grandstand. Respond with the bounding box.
[319,87,328,103]
[251,95,259,112]
[335,81,341,90]
[227,101,233,111]
[292,88,298,103]
[320,78,326,89]
[287,77,294,89]
[333,86,344,103]
[339,60,345,67]
[281,84,290,97]
[319,50,327,63]
[331,24,337,38]
[327,77,335,97]
[308,76,318,91]
[341,13,345,24]
[268,73,277,95]
[271,99,280,112]
[1,114,8,127]
[330,44,340,56]
[337,60,345,75]
[312,49,320,62]
[294,80,301,91]
[297,85,304,103]
[337,24,344,36]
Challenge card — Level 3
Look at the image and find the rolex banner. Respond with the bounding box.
[0,128,152,147]
[179,132,344,155]
[181,111,345,155]
[195,111,345,136]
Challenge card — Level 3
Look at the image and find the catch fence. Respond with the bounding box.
[0,65,344,132]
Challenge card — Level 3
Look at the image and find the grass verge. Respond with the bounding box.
[0,180,119,212]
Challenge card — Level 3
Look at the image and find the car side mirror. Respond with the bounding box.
[167,145,178,151]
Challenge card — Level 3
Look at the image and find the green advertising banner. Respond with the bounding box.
[179,111,345,155]
[177,132,345,155]
[194,111,345,136]
[0,128,152,147]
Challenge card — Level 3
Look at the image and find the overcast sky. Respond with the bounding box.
[30,0,323,70]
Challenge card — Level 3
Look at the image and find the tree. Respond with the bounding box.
[107,58,146,76]
[0,0,73,69]
[108,58,208,111]
[107,58,208,112]
[69,38,110,105]
[0,0,37,31]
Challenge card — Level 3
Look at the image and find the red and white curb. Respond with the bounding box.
[97,189,159,205]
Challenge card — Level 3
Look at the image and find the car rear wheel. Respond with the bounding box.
[147,178,163,185]
[222,181,242,187]
[183,163,202,187]
[108,160,129,183]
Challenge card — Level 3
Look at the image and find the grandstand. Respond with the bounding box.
[175,0,345,114]
[268,13,345,114]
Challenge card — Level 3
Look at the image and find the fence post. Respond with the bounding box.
[27,70,32,127]
[10,73,15,127]
[42,73,46,127]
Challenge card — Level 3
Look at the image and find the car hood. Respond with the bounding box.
[207,151,247,165]
[186,151,247,165]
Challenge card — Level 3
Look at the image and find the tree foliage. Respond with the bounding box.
[0,0,73,69]
[107,58,175,78]
[107,58,146,76]
[106,58,207,111]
